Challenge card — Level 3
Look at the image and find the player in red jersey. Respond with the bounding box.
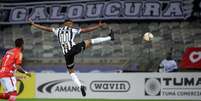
[0,38,31,101]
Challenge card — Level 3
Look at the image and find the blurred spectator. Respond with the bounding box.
[0,48,8,57]
[158,52,179,72]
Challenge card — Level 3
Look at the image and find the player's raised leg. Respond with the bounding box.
[75,30,115,96]
[84,30,115,48]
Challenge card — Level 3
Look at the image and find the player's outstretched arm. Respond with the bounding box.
[80,21,106,33]
[29,19,53,32]
[16,64,31,77]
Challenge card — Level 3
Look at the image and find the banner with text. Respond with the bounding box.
[0,0,201,24]
[36,73,201,100]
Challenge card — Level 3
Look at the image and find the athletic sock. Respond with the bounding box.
[8,91,17,101]
[0,93,9,99]
[8,96,16,101]
[70,73,82,87]
[91,36,111,44]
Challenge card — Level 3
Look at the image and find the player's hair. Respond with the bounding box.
[166,52,172,60]
[15,38,24,48]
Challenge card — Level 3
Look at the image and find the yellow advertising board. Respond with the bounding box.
[0,72,35,98]
[16,72,35,98]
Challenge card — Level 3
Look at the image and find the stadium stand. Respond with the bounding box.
[0,21,201,72]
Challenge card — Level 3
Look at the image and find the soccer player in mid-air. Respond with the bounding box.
[29,19,114,96]
[0,38,31,101]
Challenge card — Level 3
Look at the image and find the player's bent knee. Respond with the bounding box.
[68,68,76,74]
[84,40,92,48]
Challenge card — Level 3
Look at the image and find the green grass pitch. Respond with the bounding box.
[2,99,199,101]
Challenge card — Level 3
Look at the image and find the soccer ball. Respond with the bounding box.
[143,32,154,41]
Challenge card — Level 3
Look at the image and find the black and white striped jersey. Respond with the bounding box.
[52,26,81,54]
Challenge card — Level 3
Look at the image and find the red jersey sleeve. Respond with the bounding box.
[15,52,23,65]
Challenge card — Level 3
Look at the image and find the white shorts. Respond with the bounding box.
[0,77,17,92]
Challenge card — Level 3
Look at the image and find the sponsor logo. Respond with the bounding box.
[38,79,83,93]
[145,78,161,96]
[162,77,201,86]
[90,80,130,92]
[180,47,201,69]
[189,51,201,63]
[145,77,201,96]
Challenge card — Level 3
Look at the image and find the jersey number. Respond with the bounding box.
[3,54,11,66]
